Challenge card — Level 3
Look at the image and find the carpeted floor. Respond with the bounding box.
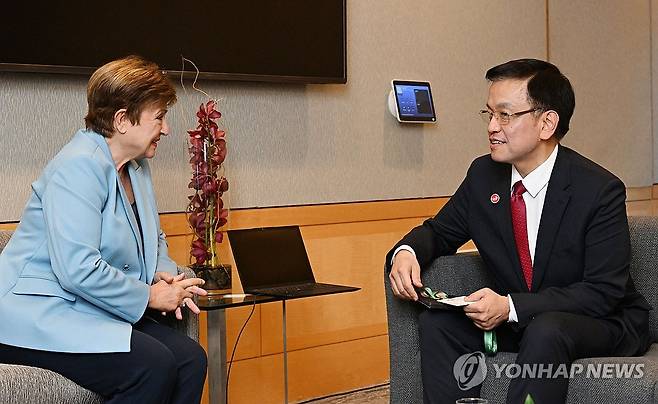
[298,385,389,404]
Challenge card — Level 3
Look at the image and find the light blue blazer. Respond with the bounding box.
[0,130,178,353]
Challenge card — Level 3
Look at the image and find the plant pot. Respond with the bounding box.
[191,263,231,294]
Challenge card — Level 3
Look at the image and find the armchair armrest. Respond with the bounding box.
[385,251,493,403]
[423,252,493,296]
[0,230,13,254]
[0,364,102,404]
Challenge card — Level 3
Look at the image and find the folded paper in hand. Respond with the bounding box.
[437,296,472,307]
[416,287,473,309]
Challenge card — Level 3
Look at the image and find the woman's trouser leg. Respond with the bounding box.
[0,317,206,404]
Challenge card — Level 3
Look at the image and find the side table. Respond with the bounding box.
[198,289,359,403]
[197,294,281,404]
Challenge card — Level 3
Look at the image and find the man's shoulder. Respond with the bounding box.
[471,153,496,167]
[559,146,623,185]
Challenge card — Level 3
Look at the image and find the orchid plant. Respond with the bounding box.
[186,100,229,268]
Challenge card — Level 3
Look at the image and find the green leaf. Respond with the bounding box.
[524,393,535,404]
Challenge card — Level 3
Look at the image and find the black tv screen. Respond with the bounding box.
[1,0,346,84]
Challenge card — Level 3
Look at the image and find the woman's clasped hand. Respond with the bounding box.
[149,272,208,319]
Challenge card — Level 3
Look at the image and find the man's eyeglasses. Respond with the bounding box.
[479,108,540,125]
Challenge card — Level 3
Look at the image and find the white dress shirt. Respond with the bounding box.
[506,144,558,321]
[393,145,559,323]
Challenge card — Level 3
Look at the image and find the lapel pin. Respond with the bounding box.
[490,193,500,204]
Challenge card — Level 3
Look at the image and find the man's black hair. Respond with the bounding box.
[486,58,575,140]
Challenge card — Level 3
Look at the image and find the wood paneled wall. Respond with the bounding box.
[1,187,657,403]
[162,198,447,404]
[150,186,658,403]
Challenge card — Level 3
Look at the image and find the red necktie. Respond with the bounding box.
[511,180,533,291]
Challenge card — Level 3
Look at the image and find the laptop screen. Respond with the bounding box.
[228,226,316,289]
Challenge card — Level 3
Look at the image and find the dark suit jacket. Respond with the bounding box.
[389,145,650,356]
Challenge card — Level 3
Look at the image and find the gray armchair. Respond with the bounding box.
[386,216,658,403]
[0,230,199,404]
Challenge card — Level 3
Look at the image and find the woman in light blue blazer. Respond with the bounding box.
[0,56,208,404]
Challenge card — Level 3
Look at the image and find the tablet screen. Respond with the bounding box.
[392,80,437,123]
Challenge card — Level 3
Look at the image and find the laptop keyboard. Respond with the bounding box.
[257,283,339,296]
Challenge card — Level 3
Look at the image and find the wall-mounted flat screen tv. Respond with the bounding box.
[0,0,346,84]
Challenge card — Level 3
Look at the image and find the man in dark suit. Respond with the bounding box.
[388,59,650,403]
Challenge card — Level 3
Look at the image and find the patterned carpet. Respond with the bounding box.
[298,385,389,404]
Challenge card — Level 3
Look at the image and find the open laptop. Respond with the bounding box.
[227,226,360,299]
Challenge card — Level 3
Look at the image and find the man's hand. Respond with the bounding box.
[463,288,509,330]
[389,250,423,301]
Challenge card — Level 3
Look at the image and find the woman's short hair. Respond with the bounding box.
[84,55,177,138]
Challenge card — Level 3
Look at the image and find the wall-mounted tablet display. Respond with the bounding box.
[391,80,437,123]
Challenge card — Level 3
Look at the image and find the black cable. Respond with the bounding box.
[225,299,257,403]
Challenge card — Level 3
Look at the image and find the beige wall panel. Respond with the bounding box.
[226,353,285,404]
[161,198,447,236]
[224,305,264,361]
[627,200,653,216]
[164,234,194,266]
[549,0,653,187]
[0,1,546,221]
[286,335,390,402]
[227,335,389,404]
[626,186,653,216]
[626,186,652,201]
